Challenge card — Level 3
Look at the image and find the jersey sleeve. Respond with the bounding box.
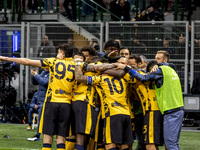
[40,58,55,68]
[87,75,102,85]
[123,73,136,83]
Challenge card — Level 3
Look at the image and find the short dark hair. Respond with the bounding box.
[80,45,97,56]
[103,40,120,50]
[146,60,157,73]
[58,43,73,57]
[90,56,102,63]
[147,5,154,9]
[129,54,142,64]
[73,52,86,61]
[90,56,109,63]
[120,47,131,55]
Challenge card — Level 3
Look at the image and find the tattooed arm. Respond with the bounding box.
[75,64,88,84]
[84,63,116,72]
[103,69,126,78]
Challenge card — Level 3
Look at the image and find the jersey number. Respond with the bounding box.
[55,62,75,82]
[104,78,124,95]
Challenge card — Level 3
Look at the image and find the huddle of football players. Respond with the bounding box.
[0,39,184,150]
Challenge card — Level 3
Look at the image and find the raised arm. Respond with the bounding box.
[75,62,88,84]
[0,56,41,67]
[113,63,162,82]
[85,63,116,72]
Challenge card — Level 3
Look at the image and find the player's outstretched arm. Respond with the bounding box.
[75,62,88,84]
[104,69,126,78]
[85,63,115,72]
[0,56,41,67]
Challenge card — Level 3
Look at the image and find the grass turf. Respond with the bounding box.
[0,124,200,150]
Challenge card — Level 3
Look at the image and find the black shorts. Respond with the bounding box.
[134,113,145,144]
[103,114,133,145]
[72,101,100,137]
[143,110,164,146]
[131,119,136,140]
[42,102,71,137]
[94,112,104,143]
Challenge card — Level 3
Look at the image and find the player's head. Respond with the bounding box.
[155,50,169,63]
[119,47,131,58]
[73,52,86,62]
[80,45,97,63]
[146,60,157,73]
[103,40,120,55]
[58,43,73,58]
[139,55,148,69]
[90,56,103,63]
[118,56,129,65]
[129,54,142,69]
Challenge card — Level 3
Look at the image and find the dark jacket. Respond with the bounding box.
[37,41,56,58]
[31,69,49,103]
[148,10,165,21]
[109,0,131,21]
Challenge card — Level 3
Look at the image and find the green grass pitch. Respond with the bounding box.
[0,124,200,150]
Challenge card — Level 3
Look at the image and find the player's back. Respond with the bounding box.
[41,57,75,103]
[94,75,130,118]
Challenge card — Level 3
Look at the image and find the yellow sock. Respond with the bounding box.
[42,148,51,150]
[65,140,68,149]
[65,141,76,150]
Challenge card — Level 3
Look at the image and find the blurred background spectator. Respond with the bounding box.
[67,37,79,54]
[162,37,174,54]
[89,38,100,52]
[109,0,131,21]
[37,35,56,58]
[131,8,149,21]
[28,0,38,14]
[147,5,168,21]
[42,0,54,13]
[132,35,147,54]
[63,0,77,21]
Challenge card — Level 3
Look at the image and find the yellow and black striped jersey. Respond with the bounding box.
[88,73,135,118]
[132,70,160,113]
[73,62,101,106]
[132,70,148,115]
[146,81,160,111]
[73,71,98,107]
[41,57,75,103]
